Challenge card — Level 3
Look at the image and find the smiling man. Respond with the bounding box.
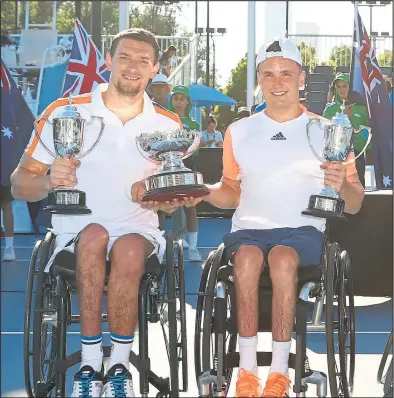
[11,28,181,398]
[154,37,364,397]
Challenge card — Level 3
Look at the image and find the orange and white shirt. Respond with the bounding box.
[223,109,359,233]
[26,83,181,252]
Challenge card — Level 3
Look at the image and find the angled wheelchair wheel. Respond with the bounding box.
[24,239,43,398]
[32,232,59,397]
[158,230,180,397]
[325,242,355,397]
[194,250,216,381]
[199,245,237,396]
[175,239,188,392]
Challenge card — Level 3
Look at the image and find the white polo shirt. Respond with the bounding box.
[26,84,182,251]
[222,109,358,233]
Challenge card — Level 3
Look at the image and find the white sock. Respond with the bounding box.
[238,335,258,375]
[108,333,134,371]
[269,340,291,376]
[188,232,198,250]
[5,237,13,247]
[81,334,103,372]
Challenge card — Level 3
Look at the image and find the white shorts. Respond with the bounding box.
[44,230,165,273]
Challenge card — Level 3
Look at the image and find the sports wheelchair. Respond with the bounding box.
[23,230,187,398]
[194,231,355,397]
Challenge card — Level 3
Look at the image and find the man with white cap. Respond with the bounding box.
[166,37,364,396]
[148,73,172,108]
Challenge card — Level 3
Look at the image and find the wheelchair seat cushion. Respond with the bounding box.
[223,226,325,268]
[49,249,162,282]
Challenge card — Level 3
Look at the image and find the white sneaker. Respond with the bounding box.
[2,246,16,261]
[71,365,104,398]
[188,247,202,262]
[103,364,135,397]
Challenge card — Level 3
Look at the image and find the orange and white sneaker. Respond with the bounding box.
[262,372,291,397]
[235,368,263,397]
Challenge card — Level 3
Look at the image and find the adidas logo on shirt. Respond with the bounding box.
[271,132,286,140]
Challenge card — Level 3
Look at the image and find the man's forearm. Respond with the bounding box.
[340,180,364,214]
[11,168,51,202]
[205,181,240,209]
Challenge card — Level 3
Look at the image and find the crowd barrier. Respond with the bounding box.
[194,148,393,297]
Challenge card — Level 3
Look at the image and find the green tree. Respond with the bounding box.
[297,42,319,69]
[329,44,352,66]
[378,50,393,67]
[214,55,247,128]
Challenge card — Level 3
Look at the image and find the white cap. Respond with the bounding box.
[151,73,169,84]
[256,37,302,68]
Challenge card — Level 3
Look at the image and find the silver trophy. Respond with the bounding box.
[34,95,105,214]
[136,128,209,202]
[302,101,371,219]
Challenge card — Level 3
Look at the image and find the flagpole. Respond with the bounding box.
[247,1,256,110]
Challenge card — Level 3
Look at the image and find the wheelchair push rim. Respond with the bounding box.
[197,245,237,396]
[157,230,188,397]
[325,243,356,398]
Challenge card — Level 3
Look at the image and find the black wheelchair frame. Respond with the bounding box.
[194,235,356,398]
[24,230,187,398]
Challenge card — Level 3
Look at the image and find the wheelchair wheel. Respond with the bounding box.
[159,230,180,397]
[24,239,43,398]
[197,245,237,396]
[175,239,188,392]
[325,243,355,397]
[32,232,59,397]
[194,250,216,381]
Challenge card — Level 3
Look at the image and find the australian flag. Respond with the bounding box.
[350,2,393,189]
[1,59,33,187]
[62,19,110,97]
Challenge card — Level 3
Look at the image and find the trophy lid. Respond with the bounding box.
[331,100,352,128]
[58,94,82,118]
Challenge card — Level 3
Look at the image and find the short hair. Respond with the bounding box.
[208,116,217,125]
[109,28,160,62]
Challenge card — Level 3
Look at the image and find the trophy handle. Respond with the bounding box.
[78,116,105,159]
[33,115,57,158]
[306,118,326,163]
[344,125,372,164]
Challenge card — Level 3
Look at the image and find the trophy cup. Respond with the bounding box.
[302,101,371,220]
[34,95,105,214]
[136,128,210,201]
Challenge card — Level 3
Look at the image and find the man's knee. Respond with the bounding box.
[77,223,109,253]
[268,245,299,282]
[110,234,153,276]
[233,245,264,282]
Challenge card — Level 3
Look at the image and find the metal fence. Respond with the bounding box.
[288,34,393,68]
[9,34,195,60]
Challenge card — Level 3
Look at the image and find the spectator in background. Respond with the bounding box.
[167,85,202,261]
[232,106,251,122]
[201,116,223,147]
[148,73,173,232]
[159,45,177,77]
[323,73,370,187]
[149,73,172,108]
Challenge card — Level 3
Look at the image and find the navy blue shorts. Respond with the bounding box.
[223,226,325,267]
